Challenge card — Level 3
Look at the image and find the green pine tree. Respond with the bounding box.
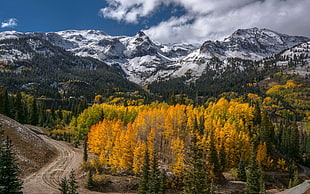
[138,148,150,194]
[183,132,211,194]
[83,137,88,162]
[159,169,167,194]
[86,170,94,189]
[149,153,160,194]
[246,147,263,194]
[0,89,10,117]
[259,112,274,151]
[59,170,79,194]
[68,169,79,194]
[208,133,220,172]
[237,155,247,181]
[28,96,39,125]
[14,92,25,123]
[0,136,23,193]
[59,177,69,194]
[253,103,262,126]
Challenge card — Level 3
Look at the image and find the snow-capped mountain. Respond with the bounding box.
[276,41,310,77]
[200,28,309,60]
[0,27,309,85]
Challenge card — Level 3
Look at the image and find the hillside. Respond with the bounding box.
[0,114,56,177]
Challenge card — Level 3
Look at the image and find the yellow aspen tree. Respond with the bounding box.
[109,131,122,171]
[164,104,187,139]
[256,142,267,165]
[147,128,156,156]
[133,140,147,174]
[119,122,136,169]
[170,137,185,177]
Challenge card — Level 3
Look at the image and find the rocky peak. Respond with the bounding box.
[200,28,309,59]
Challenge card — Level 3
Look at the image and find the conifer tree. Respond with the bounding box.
[246,147,263,194]
[149,153,160,194]
[0,136,23,193]
[59,177,69,194]
[59,170,79,194]
[14,92,24,123]
[208,133,220,172]
[0,89,10,117]
[68,169,79,194]
[289,123,300,159]
[183,132,211,194]
[83,137,88,162]
[259,112,274,151]
[138,148,150,194]
[28,97,39,125]
[86,170,94,189]
[159,169,167,194]
[253,103,262,126]
[237,155,247,181]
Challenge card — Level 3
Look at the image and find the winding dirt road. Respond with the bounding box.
[22,131,83,194]
[21,126,104,194]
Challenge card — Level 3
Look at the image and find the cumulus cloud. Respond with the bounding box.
[101,0,310,43]
[1,18,18,28]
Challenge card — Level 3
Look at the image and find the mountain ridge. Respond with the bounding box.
[0,27,309,87]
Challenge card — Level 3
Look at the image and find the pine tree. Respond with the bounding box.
[168,91,176,105]
[0,136,23,193]
[0,89,10,117]
[59,170,79,194]
[159,169,167,194]
[237,155,247,181]
[28,96,39,125]
[246,147,263,194]
[289,123,299,159]
[14,92,24,123]
[253,103,262,126]
[149,153,160,194]
[83,137,88,162]
[259,112,274,151]
[183,132,211,194]
[288,164,299,188]
[208,133,220,172]
[86,170,94,189]
[138,148,150,194]
[59,177,69,194]
[68,169,79,194]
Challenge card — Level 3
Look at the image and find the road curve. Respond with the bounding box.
[22,132,83,194]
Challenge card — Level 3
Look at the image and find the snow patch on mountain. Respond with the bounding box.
[276,42,310,77]
[0,28,308,85]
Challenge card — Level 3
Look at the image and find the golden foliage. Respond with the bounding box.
[87,98,256,175]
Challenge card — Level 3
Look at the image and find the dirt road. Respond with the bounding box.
[21,126,104,194]
[22,131,83,194]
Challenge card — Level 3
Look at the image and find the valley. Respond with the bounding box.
[0,27,309,193]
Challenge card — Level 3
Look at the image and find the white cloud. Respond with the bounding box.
[1,18,18,28]
[101,0,310,43]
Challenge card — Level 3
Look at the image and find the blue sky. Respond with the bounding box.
[1,0,310,44]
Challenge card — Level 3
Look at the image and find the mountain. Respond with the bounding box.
[276,41,310,77]
[0,27,309,99]
[201,28,309,59]
[0,36,142,99]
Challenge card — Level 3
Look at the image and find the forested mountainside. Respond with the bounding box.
[0,27,309,102]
